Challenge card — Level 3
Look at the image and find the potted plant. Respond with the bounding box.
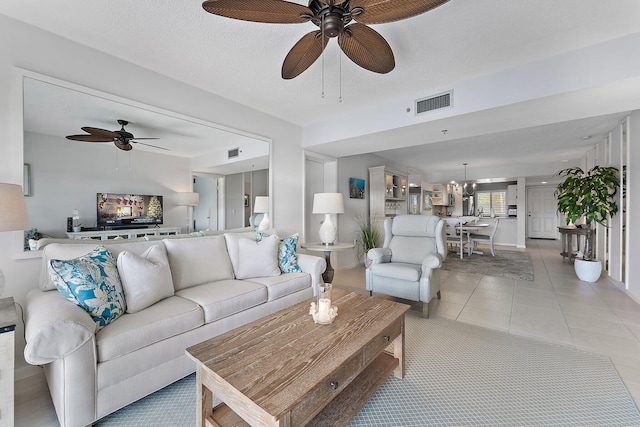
[555,165,619,282]
[353,214,382,267]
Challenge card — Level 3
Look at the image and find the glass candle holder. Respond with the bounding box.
[310,283,338,324]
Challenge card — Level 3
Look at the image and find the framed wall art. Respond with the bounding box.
[349,178,365,199]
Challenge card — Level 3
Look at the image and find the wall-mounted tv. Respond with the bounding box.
[97,193,163,228]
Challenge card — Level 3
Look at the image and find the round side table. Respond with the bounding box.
[301,242,354,284]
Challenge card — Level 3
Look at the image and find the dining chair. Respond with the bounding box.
[445,218,467,256]
[468,218,500,256]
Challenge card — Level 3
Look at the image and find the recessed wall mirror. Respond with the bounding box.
[21,75,270,250]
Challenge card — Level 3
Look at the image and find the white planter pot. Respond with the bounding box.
[574,259,602,282]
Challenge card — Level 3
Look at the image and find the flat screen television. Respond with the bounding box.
[97,193,163,228]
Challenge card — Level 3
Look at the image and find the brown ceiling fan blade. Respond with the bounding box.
[350,0,450,24]
[134,141,170,151]
[80,127,119,138]
[282,31,329,79]
[66,135,113,142]
[338,23,395,74]
[114,141,133,151]
[202,0,312,24]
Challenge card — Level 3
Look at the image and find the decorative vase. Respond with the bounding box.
[574,259,602,282]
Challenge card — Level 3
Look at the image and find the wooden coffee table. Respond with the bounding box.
[186,288,410,426]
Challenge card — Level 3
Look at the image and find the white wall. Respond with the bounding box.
[0,14,303,375]
[626,111,640,302]
[24,131,190,236]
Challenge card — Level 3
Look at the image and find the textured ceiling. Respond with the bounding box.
[3,0,640,179]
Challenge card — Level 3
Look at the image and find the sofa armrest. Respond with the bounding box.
[24,289,96,365]
[297,253,326,295]
[367,247,392,265]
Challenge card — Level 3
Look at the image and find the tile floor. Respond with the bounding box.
[14,239,640,426]
[334,238,640,408]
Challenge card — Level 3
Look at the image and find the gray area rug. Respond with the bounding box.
[96,316,640,426]
[441,250,534,281]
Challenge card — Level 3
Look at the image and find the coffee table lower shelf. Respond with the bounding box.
[207,352,398,427]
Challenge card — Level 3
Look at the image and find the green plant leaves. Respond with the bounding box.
[555,165,619,260]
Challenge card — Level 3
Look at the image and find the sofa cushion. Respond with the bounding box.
[247,272,311,301]
[369,262,422,282]
[49,246,126,330]
[117,245,174,313]
[96,295,203,362]
[236,235,281,279]
[223,231,260,275]
[389,235,437,265]
[176,279,267,323]
[163,235,234,290]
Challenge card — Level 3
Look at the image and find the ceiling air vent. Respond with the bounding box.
[415,90,453,115]
[228,148,240,159]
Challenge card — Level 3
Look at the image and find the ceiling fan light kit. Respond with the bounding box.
[202,0,450,79]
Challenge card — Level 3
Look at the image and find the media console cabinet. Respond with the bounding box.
[66,227,181,240]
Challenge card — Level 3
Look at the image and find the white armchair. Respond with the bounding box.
[365,215,446,318]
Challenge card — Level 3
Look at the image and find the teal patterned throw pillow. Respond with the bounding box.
[278,233,302,273]
[49,246,126,330]
[258,232,302,273]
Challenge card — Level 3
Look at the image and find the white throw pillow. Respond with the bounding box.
[117,245,174,313]
[235,235,281,279]
[223,231,259,274]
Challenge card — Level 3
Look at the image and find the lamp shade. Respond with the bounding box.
[253,196,269,213]
[176,192,199,206]
[312,193,345,214]
[0,183,29,231]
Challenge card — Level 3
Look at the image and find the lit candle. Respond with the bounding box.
[318,298,331,317]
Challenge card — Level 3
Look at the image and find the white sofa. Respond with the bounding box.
[23,229,325,427]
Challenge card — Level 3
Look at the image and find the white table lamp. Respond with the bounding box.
[176,192,199,233]
[0,183,29,296]
[253,196,270,232]
[312,193,344,245]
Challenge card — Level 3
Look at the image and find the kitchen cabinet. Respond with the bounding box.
[369,166,408,227]
[431,183,450,206]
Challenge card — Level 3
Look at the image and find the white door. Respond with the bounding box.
[527,187,557,238]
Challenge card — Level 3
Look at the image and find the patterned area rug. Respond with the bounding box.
[96,316,640,426]
[441,250,534,281]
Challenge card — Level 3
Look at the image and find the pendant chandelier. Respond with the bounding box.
[462,163,476,196]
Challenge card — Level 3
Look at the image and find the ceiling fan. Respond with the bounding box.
[66,120,167,152]
[202,0,450,79]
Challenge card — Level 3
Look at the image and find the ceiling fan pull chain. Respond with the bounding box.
[321,14,325,99]
[339,47,342,103]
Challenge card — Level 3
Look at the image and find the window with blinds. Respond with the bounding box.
[476,190,507,216]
